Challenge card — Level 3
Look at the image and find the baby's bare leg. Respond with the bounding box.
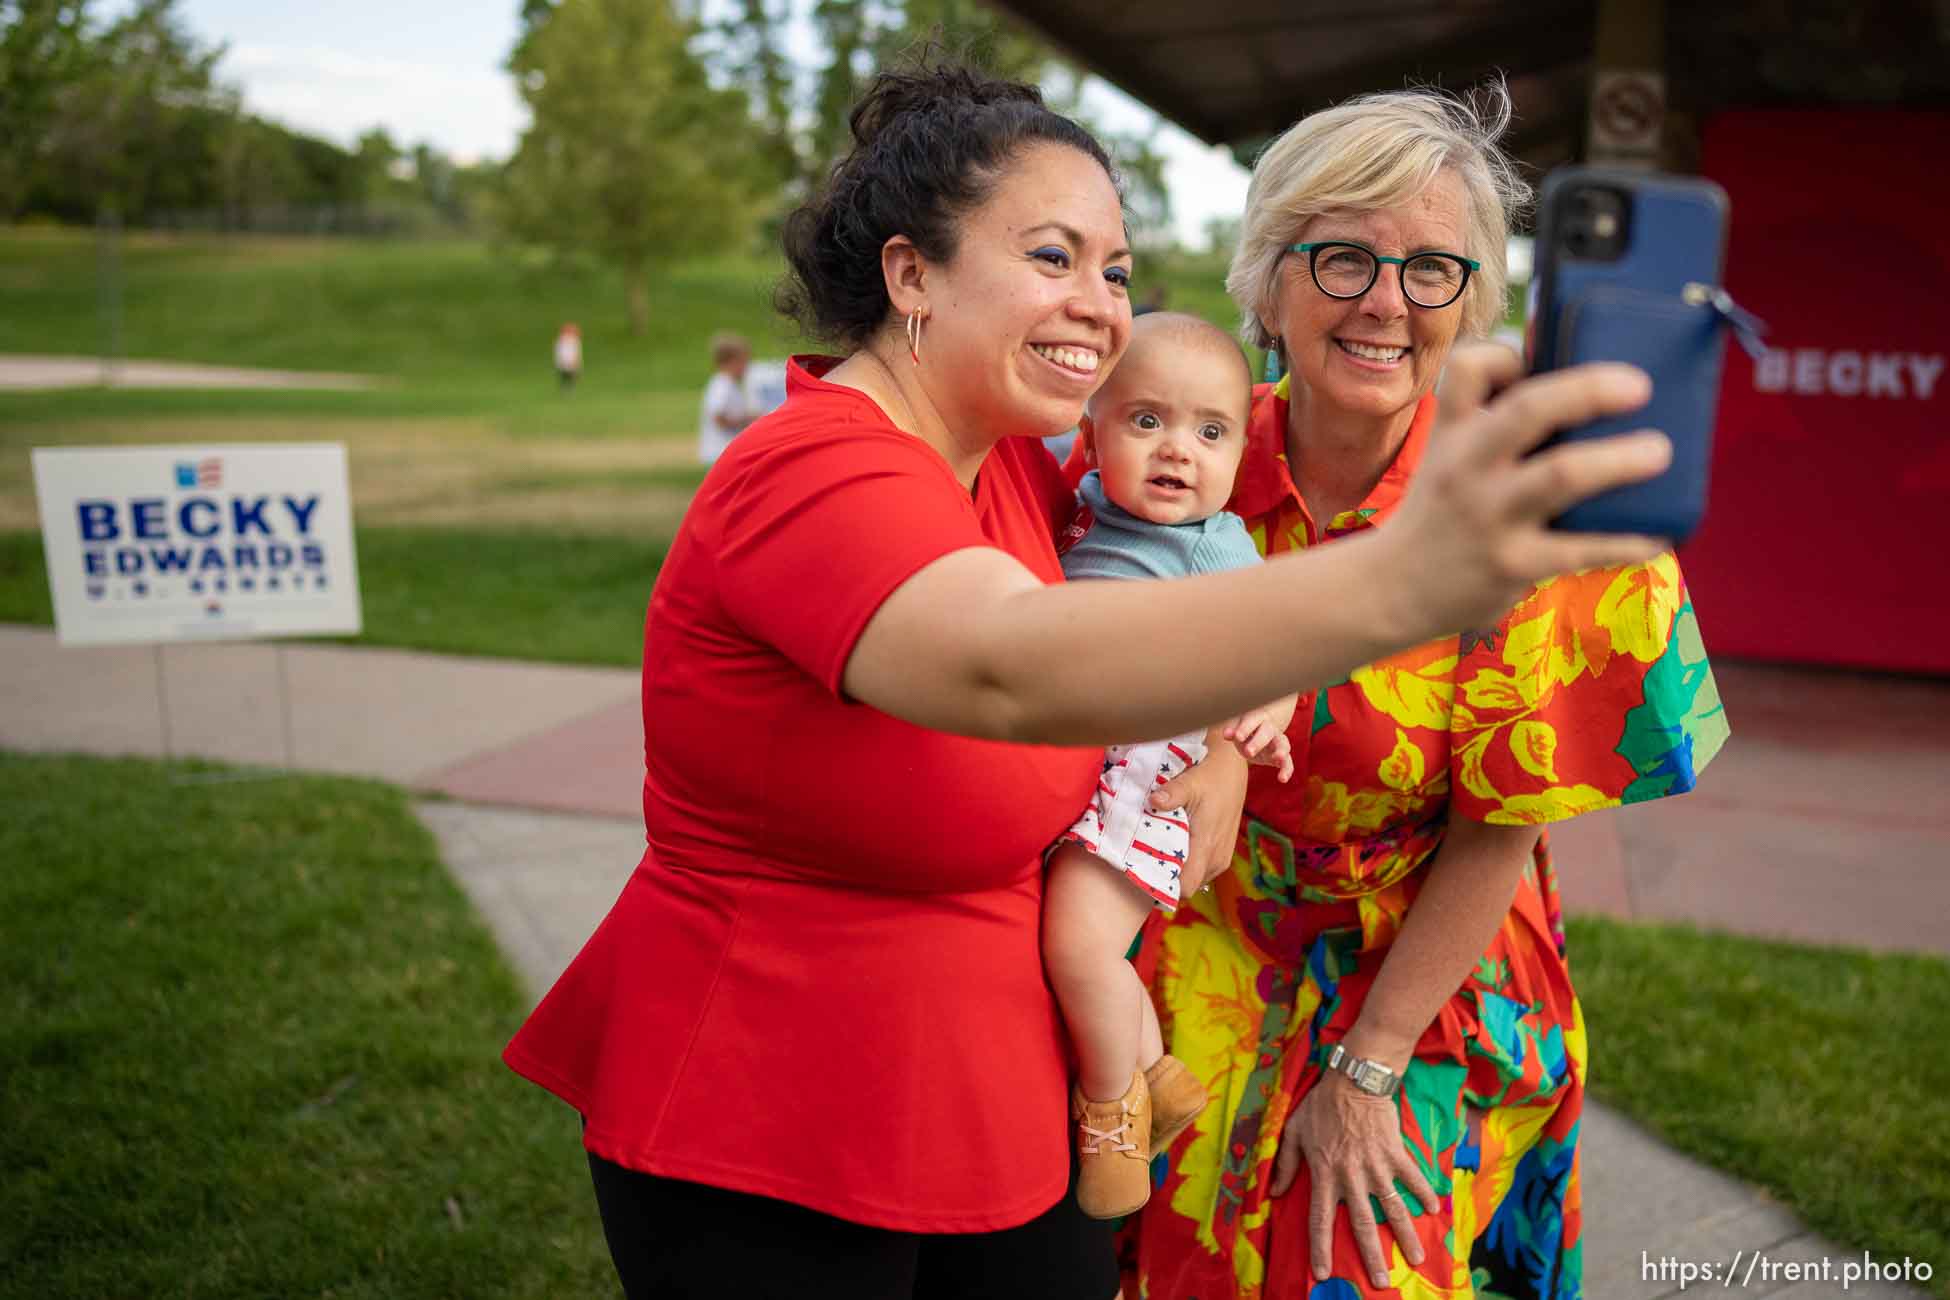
[1043,844,1159,1102]
[1139,982,1164,1068]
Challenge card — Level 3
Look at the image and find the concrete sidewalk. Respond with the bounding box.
[0,625,642,809]
[9,624,1945,956]
[0,354,379,391]
[4,621,1943,1297]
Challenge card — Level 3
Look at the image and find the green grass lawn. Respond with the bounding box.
[0,229,799,389]
[0,531,52,624]
[344,528,661,665]
[1568,917,1950,1295]
[0,228,1247,433]
[0,380,710,443]
[0,229,1243,667]
[0,227,1244,665]
[0,528,661,665]
[0,751,614,1298]
[0,230,802,449]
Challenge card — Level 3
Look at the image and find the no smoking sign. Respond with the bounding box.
[1589,70,1666,157]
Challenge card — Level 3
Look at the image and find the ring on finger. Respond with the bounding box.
[1379,1188,1405,1202]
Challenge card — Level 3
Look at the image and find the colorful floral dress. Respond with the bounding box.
[1125,379,1729,1300]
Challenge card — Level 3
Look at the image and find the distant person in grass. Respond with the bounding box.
[698,331,758,463]
[501,58,1677,1300]
[554,322,582,391]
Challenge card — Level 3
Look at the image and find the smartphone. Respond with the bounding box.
[1529,167,1733,543]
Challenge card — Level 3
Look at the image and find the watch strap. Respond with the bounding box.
[1324,1043,1403,1098]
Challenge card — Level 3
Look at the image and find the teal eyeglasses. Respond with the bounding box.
[1290,241,1480,309]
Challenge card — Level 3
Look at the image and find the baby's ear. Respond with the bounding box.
[1077,415,1098,467]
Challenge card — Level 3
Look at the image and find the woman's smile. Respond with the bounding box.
[1028,342,1103,376]
[1335,338,1410,368]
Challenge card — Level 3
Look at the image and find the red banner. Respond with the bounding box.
[1686,109,1950,674]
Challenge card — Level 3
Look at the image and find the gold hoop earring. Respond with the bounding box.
[906,308,926,366]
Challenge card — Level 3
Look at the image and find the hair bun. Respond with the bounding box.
[848,60,1046,148]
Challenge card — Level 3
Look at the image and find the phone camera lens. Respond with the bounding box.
[1562,186,1629,261]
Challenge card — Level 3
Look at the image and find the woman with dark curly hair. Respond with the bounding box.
[502,60,1675,1300]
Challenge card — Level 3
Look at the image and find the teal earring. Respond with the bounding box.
[1262,339,1285,384]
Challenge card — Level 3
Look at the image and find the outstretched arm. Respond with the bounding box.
[843,352,1669,747]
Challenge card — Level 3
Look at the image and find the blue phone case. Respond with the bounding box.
[1531,169,1731,543]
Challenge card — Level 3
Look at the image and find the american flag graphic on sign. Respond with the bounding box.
[174,458,222,489]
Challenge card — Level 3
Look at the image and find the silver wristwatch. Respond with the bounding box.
[1324,1044,1402,1098]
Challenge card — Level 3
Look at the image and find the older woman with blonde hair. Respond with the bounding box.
[1125,85,1729,1299]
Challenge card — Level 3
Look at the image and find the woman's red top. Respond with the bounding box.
[503,357,1100,1232]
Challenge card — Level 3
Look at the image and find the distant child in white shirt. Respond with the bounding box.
[1043,313,1299,1219]
[554,323,582,390]
[698,333,757,464]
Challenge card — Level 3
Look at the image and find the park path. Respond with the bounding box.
[2,621,1940,1298]
[0,353,378,391]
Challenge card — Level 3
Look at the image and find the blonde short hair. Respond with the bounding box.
[710,331,752,367]
[1227,83,1531,348]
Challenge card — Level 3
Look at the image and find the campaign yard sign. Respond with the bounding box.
[32,443,361,646]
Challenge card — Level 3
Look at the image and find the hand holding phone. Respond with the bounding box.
[1529,167,1759,544]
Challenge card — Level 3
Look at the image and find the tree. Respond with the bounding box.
[503,0,766,333]
[872,0,1047,86]
[354,126,402,198]
[798,0,1052,178]
[711,0,800,191]
[710,0,1174,244]
[27,0,224,221]
[877,7,1173,243]
[0,0,91,217]
[5,0,477,231]
[807,0,876,179]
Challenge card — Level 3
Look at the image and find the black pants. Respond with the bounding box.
[587,1154,1118,1300]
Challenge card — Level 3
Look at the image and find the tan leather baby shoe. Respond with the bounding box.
[1144,1053,1210,1153]
[1073,1069,1152,1219]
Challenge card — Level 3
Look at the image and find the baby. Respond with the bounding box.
[1043,312,1299,1219]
